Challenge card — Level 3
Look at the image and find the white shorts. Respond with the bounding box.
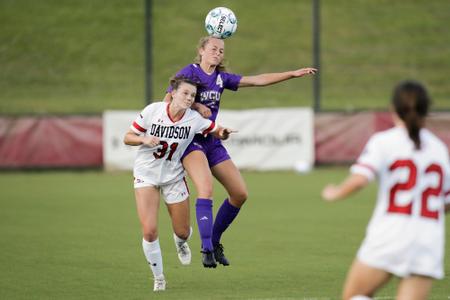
[357,234,444,280]
[134,177,190,204]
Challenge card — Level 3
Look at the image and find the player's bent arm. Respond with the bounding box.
[239,67,317,88]
[124,130,160,147]
[124,130,144,146]
[321,173,369,202]
[192,102,212,118]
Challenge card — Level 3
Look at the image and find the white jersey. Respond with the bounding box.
[351,126,450,279]
[130,102,216,186]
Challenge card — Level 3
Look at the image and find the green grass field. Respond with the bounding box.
[1,169,449,299]
[1,0,449,113]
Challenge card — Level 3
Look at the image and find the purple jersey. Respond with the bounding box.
[167,64,242,121]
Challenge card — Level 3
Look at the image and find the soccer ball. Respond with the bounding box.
[204,7,237,39]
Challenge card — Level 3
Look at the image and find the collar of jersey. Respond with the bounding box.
[195,63,216,76]
[166,102,186,123]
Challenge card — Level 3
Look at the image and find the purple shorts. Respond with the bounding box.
[181,134,231,168]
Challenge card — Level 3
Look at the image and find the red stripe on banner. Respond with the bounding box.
[0,116,102,168]
[202,122,215,135]
[133,121,147,133]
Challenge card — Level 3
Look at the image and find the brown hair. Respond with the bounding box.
[193,36,227,72]
[169,75,200,91]
[392,80,431,150]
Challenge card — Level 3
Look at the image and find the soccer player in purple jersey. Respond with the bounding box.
[164,36,317,268]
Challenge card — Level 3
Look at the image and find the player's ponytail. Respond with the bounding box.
[193,36,228,72]
[392,80,430,150]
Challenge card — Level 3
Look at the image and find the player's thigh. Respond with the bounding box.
[342,259,391,300]
[396,275,433,300]
[162,178,191,237]
[182,150,214,197]
[211,159,248,205]
[134,186,160,230]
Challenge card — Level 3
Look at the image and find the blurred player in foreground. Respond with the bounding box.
[322,81,450,300]
[124,76,235,291]
[165,36,317,268]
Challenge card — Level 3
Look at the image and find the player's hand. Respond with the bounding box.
[192,103,212,119]
[219,128,237,140]
[142,136,160,148]
[321,184,340,202]
[292,67,317,77]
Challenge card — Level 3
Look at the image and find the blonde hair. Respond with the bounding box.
[193,36,227,72]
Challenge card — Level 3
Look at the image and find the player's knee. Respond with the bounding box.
[174,227,190,240]
[196,185,213,199]
[230,189,248,206]
[142,228,158,242]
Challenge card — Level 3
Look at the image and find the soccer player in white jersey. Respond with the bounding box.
[321,81,450,300]
[124,76,235,292]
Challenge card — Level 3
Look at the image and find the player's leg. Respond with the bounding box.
[210,158,248,265]
[396,275,433,300]
[342,259,391,300]
[164,179,193,265]
[182,150,216,267]
[135,186,165,291]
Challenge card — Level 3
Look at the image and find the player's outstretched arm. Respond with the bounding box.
[211,126,237,140]
[239,67,317,88]
[321,174,369,202]
[124,130,160,147]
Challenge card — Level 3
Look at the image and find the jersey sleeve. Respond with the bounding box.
[130,104,154,135]
[350,134,383,181]
[166,65,194,93]
[192,111,217,135]
[443,153,450,205]
[222,72,242,91]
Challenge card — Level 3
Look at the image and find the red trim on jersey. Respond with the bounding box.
[166,103,185,123]
[202,122,216,135]
[354,162,376,174]
[183,177,190,194]
[132,121,147,133]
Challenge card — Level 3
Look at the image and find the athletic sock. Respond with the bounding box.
[196,198,214,251]
[142,238,163,278]
[212,198,240,246]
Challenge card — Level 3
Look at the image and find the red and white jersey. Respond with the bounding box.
[130,102,216,185]
[351,126,450,279]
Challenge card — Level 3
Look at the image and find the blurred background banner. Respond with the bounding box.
[0,116,102,168]
[218,108,314,170]
[103,108,314,171]
[315,112,450,164]
[103,111,138,171]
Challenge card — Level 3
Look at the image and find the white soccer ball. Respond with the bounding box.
[204,7,237,39]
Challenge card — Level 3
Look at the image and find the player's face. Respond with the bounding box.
[172,82,197,109]
[200,38,225,66]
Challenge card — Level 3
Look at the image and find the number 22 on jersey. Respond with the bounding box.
[388,159,443,220]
